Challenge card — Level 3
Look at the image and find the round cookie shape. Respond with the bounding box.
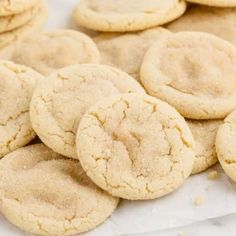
[187,120,222,175]
[30,64,145,159]
[0,0,38,16]
[140,32,236,120]
[166,5,236,46]
[0,29,100,76]
[0,1,47,49]
[186,0,236,7]
[216,110,236,182]
[0,60,45,158]
[0,2,40,34]
[76,93,195,200]
[94,27,171,81]
[0,144,119,236]
[73,0,187,32]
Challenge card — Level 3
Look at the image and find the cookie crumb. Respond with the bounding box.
[194,196,203,206]
[178,231,186,236]
[208,170,218,180]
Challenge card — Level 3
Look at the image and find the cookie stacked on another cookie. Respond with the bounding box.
[72,0,187,32]
[166,5,236,46]
[0,29,100,76]
[140,31,236,174]
[0,60,45,158]
[0,0,47,49]
[30,64,145,158]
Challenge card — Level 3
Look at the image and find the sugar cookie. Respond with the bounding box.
[94,27,171,81]
[0,1,47,49]
[0,0,38,16]
[0,61,44,158]
[73,0,187,32]
[30,64,145,159]
[187,120,222,174]
[0,29,100,76]
[141,32,236,119]
[76,93,195,200]
[0,144,119,236]
[166,5,236,46]
[0,2,40,33]
[216,110,236,182]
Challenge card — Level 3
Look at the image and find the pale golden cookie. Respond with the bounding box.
[166,5,236,46]
[216,110,236,182]
[187,0,236,7]
[187,120,222,175]
[0,29,100,76]
[76,93,195,200]
[0,0,38,16]
[141,32,236,119]
[0,144,119,236]
[73,0,187,32]
[0,1,47,49]
[30,64,145,159]
[94,27,171,81]
[0,61,44,158]
[0,2,40,34]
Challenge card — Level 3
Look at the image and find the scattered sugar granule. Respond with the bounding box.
[194,196,203,206]
[208,170,219,180]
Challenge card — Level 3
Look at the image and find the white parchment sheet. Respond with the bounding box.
[0,1,236,235]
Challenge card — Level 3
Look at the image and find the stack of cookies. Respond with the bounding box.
[0,0,47,49]
[0,0,236,235]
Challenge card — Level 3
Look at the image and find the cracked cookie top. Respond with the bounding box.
[0,144,119,236]
[141,32,236,119]
[73,0,187,32]
[76,93,195,200]
[0,60,44,158]
[216,110,236,182]
[0,29,100,76]
[94,27,171,81]
[30,64,145,159]
[0,1,47,49]
[0,0,41,34]
[187,119,222,175]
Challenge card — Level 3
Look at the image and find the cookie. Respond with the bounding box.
[140,32,236,120]
[187,120,222,175]
[0,1,47,49]
[30,64,145,159]
[166,5,236,46]
[73,0,187,32]
[186,0,236,7]
[0,144,119,236]
[76,93,195,200]
[0,61,45,158]
[94,27,171,81]
[216,110,236,182]
[0,0,38,16]
[0,1,40,34]
[0,29,100,76]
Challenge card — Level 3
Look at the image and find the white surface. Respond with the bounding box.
[0,1,236,235]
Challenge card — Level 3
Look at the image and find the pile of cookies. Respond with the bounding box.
[0,0,236,235]
[0,0,47,49]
